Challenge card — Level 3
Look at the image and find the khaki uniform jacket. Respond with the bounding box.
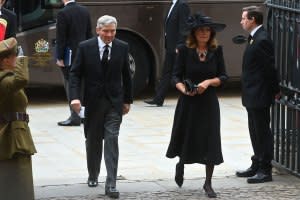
[0,56,36,160]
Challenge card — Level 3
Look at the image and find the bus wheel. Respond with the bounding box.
[118,33,151,97]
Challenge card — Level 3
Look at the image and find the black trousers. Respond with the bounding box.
[84,97,122,188]
[60,67,81,122]
[153,51,176,104]
[246,107,274,173]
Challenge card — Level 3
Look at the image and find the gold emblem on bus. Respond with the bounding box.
[31,39,52,67]
[35,39,49,53]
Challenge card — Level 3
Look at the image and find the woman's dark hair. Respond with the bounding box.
[186,27,218,49]
[242,6,263,25]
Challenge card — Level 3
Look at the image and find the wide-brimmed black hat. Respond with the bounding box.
[186,12,226,32]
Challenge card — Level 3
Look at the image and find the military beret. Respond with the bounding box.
[0,37,17,55]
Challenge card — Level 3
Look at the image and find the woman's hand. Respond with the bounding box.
[176,82,197,96]
[185,90,197,96]
[197,80,210,94]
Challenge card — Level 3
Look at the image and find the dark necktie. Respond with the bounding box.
[102,45,109,64]
[102,45,109,73]
[248,35,253,43]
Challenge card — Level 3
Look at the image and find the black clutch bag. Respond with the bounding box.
[183,79,198,93]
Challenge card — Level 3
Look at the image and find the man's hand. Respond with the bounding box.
[70,99,81,114]
[56,59,65,67]
[122,104,130,115]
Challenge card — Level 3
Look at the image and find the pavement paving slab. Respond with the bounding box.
[25,94,300,199]
[36,174,300,199]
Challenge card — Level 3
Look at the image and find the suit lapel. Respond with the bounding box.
[88,38,102,74]
[92,37,101,64]
[249,26,264,47]
[105,39,119,74]
[165,1,179,25]
[243,27,265,69]
[252,26,264,40]
[109,40,117,64]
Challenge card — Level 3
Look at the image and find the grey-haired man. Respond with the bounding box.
[69,15,133,198]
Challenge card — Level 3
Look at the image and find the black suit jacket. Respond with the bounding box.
[69,37,133,115]
[165,0,190,52]
[241,26,279,108]
[1,7,16,39]
[56,2,92,63]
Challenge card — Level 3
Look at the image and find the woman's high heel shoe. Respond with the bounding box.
[203,182,217,198]
[175,162,184,187]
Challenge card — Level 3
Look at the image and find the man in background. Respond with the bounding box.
[56,0,92,126]
[144,0,190,106]
[0,0,16,40]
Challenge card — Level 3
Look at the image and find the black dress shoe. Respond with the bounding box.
[247,172,272,184]
[203,183,217,198]
[105,187,120,199]
[175,162,184,187]
[236,167,257,177]
[87,179,98,187]
[57,118,81,126]
[144,99,163,107]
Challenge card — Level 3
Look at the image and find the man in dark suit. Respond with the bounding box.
[56,0,92,126]
[0,0,16,40]
[69,15,133,198]
[236,6,279,184]
[144,0,190,106]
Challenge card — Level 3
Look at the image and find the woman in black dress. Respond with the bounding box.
[166,13,227,198]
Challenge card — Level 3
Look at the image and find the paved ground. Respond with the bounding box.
[25,91,300,199]
[36,174,300,200]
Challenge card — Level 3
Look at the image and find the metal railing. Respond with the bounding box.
[266,0,300,177]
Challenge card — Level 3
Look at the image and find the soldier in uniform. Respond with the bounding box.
[0,37,37,200]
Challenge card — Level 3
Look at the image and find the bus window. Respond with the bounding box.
[11,0,59,31]
[41,0,63,9]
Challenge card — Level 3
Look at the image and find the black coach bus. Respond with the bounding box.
[6,0,265,95]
